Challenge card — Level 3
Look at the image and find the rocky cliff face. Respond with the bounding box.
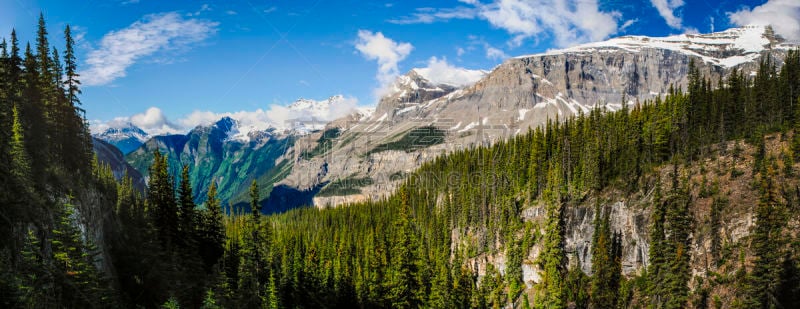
[92,137,146,191]
[125,117,294,210]
[279,25,797,208]
[469,135,774,300]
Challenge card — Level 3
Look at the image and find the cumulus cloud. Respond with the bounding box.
[480,0,622,48]
[486,46,508,60]
[81,12,219,86]
[176,96,359,132]
[129,107,181,135]
[649,0,684,29]
[355,30,414,96]
[414,57,486,87]
[91,96,361,136]
[90,107,182,135]
[391,0,625,48]
[728,0,800,41]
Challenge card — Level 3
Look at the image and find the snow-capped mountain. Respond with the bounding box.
[524,24,788,68]
[120,25,798,210]
[215,95,364,141]
[278,25,799,207]
[93,123,150,155]
[373,66,487,122]
[412,66,488,88]
[119,95,369,211]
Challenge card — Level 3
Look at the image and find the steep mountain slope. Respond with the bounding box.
[93,123,149,154]
[92,137,146,191]
[126,117,294,212]
[280,25,797,207]
[123,95,367,213]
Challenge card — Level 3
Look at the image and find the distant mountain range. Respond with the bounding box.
[93,25,797,213]
[93,123,150,155]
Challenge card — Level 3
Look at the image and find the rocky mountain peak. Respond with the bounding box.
[93,122,150,154]
[279,25,800,208]
[374,67,483,122]
[288,95,345,112]
[518,24,787,68]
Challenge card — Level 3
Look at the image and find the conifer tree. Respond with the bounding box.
[50,201,113,307]
[387,188,419,308]
[10,105,31,188]
[178,164,197,240]
[746,159,788,308]
[647,182,667,306]
[63,25,81,110]
[148,150,179,250]
[20,43,48,186]
[250,180,261,217]
[199,181,225,272]
[267,272,281,309]
[538,181,566,308]
[590,204,621,309]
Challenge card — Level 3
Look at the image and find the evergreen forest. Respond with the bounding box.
[2,16,800,309]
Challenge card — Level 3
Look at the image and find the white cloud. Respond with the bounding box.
[620,19,638,32]
[187,4,212,17]
[479,0,622,48]
[456,47,466,56]
[414,57,486,87]
[728,0,800,41]
[486,46,508,60]
[394,0,624,48]
[263,6,277,14]
[355,30,414,96]
[709,16,715,33]
[91,96,361,137]
[90,107,182,135]
[130,107,182,135]
[388,7,478,24]
[81,12,218,86]
[649,0,684,29]
[465,36,509,61]
[683,26,699,35]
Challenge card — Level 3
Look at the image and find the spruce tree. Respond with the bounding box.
[10,105,31,188]
[250,180,261,217]
[589,204,620,309]
[387,188,419,308]
[148,150,179,250]
[199,181,225,272]
[746,159,788,308]
[20,43,48,187]
[647,182,667,307]
[537,163,567,309]
[178,164,197,241]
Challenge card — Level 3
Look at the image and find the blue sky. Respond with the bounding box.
[2,0,796,134]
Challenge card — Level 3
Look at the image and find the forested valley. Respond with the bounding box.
[3,17,800,309]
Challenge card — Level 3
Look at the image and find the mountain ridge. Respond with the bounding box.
[278,24,799,207]
[114,25,798,211]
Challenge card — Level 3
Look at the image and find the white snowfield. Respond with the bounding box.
[518,24,792,68]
